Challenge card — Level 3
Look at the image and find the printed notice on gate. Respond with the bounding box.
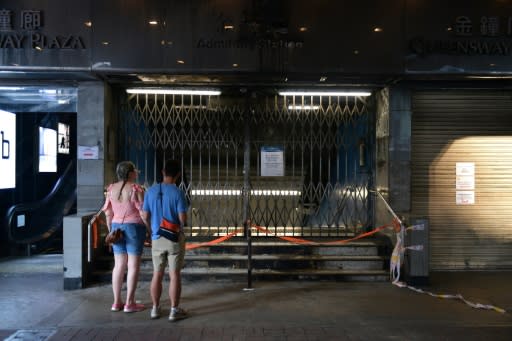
[456,162,475,190]
[78,145,99,159]
[456,191,475,205]
[261,146,284,176]
[456,162,474,205]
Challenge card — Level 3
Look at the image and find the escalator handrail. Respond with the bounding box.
[5,161,76,242]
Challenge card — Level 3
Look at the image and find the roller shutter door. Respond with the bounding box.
[412,90,512,270]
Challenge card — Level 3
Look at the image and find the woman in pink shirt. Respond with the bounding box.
[101,161,149,313]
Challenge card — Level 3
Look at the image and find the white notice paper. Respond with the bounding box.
[455,162,475,205]
[261,146,284,176]
[456,191,475,205]
[78,145,99,159]
[456,162,475,190]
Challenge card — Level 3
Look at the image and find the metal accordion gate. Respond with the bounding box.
[121,90,374,238]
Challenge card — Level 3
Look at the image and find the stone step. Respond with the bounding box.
[182,239,386,256]
[184,254,387,261]
[183,267,389,277]
[90,267,390,282]
[184,259,386,271]
[90,237,390,283]
[185,254,387,270]
[94,254,388,270]
[183,239,383,246]
[97,254,389,271]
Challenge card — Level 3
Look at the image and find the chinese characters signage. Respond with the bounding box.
[0,8,85,49]
[410,15,512,56]
[20,10,41,30]
[453,16,508,37]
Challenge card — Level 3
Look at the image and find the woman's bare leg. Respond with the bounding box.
[125,254,141,306]
[112,253,127,305]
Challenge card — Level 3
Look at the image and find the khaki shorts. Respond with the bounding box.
[151,233,186,272]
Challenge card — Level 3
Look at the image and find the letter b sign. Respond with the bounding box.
[1,131,9,159]
[0,109,16,189]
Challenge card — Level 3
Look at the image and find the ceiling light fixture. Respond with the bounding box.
[279,91,371,97]
[0,86,25,91]
[149,20,158,25]
[126,89,221,95]
[288,105,320,110]
[191,189,301,196]
[466,75,512,79]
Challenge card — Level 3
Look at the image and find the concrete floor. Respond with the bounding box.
[0,254,511,340]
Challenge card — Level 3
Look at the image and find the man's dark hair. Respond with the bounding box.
[163,159,181,178]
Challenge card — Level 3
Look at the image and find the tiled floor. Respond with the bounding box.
[1,255,511,340]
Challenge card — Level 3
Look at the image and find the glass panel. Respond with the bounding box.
[0,86,77,113]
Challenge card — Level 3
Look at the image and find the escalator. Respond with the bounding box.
[5,161,77,246]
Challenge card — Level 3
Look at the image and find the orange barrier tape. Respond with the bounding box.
[89,214,104,249]
[252,224,392,245]
[391,217,402,232]
[89,211,242,251]
[92,218,99,249]
[90,215,393,250]
[186,230,242,250]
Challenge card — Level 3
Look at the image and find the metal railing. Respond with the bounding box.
[122,93,373,237]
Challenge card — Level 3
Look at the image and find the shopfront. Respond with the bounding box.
[411,89,512,270]
[1,0,511,270]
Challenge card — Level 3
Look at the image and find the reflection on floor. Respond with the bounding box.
[0,254,63,274]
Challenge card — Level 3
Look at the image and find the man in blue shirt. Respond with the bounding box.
[142,159,188,321]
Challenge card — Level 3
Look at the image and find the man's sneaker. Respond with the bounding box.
[169,307,187,321]
[150,306,161,319]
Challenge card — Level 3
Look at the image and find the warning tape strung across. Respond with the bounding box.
[392,280,506,314]
[183,222,397,250]
[252,223,393,245]
[183,223,393,250]
[89,213,242,250]
[185,231,242,250]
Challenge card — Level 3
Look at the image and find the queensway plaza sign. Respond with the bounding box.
[0,9,85,50]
